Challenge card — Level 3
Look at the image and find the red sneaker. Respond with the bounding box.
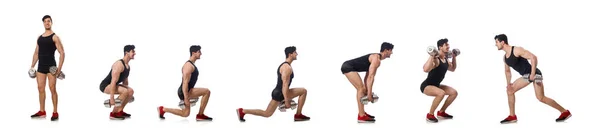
[30,111,46,118]
[110,112,125,120]
[236,108,246,122]
[426,113,438,123]
[158,106,165,119]
[196,114,213,121]
[357,114,375,123]
[120,111,131,118]
[556,110,571,122]
[365,113,375,119]
[437,111,453,119]
[50,112,59,121]
[294,114,310,121]
[500,115,517,124]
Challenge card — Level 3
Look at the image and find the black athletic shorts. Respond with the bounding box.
[420,81,440,93]
[271,89,284,102]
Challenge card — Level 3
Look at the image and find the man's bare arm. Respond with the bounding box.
[181,63,193,104]
[31,44,39,68]
[423,55,439,72]
[281,64,292,103]
[504,57,512,86]
[109,62,124,100]
[366,55,380,96]
[53,35,65,72]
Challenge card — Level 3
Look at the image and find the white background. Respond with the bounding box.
[1,0,598,135]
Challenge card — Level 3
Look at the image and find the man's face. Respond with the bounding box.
[196,50,202,59]
[495,39,503,50]
[384,49,393,58]
[440,43,450,53]
[43,18,52,30]
[127,50,136,60]
[291,51,297,60]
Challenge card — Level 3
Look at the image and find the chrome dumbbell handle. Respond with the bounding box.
[522,74,543,83]
[427,46,439,56]
[278,100,298,112]
[360,93,380,105]
[104,99,123,108]
[28,68,37,78]
[104,96,134,108]
[447,49,461,58]
[49,66,65,80]
[178,98,199,109]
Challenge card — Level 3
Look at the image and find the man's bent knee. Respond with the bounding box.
[446,90,458,96]
[536,96,545,102]
[182,109,191,117]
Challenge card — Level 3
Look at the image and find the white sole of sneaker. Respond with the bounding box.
[426,119,439,123]
[501,120,517,124]
[110,117,125,120]
[357,120,375,123]
[557,114,572,122]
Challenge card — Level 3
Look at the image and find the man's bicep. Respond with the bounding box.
[110,64,122,83]
[281,65,291,81]
[182,64,193,81]
[368,58,380,74]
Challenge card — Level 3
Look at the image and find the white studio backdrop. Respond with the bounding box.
[0,0,598,135]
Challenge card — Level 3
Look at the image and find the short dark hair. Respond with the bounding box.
[494,34,508,44]
[42,15,52,22]
[124,45,135,55]
[284,46,296,58]
[190,45,201,56]
[380,42,394,52]
[437,38,448,48]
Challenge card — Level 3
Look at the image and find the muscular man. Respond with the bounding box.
[158,45,213,121]
[237,46,310,122]
[30,15,66,121]
[494,34,572,123]
[99,45,136,120]
[420,38,459,123]
[341,42,394,123]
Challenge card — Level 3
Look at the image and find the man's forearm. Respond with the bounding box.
[31,55,38,68]
[282,86,289,101]
[58,53,65,69]
[530,58,537,75]
[366,76,374,94]
[505,72,511,85]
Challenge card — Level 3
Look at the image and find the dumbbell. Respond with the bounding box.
[278,100,298,112]
[427,46,439,56]
[49,66,65,80]
[522,74,543,83]
[447,49,461,58]
[178,98,199,109]
[360,93,379,105]
[104,96,135,108]
[28,68,36,78]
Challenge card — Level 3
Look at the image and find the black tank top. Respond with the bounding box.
[101,59,130,85]
[345,53,381,72]
[505,46,540,75]
[274,62,294,91]
[179,60,199,90]
[37,33,57,66]
[425,58,449,85]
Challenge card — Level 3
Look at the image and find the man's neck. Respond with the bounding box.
[122,56,130,64]
[285,58,293,64]
[438,51,447,59]
[189,57,197,63]
[503,44,512,54]
[44,30,53,34]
